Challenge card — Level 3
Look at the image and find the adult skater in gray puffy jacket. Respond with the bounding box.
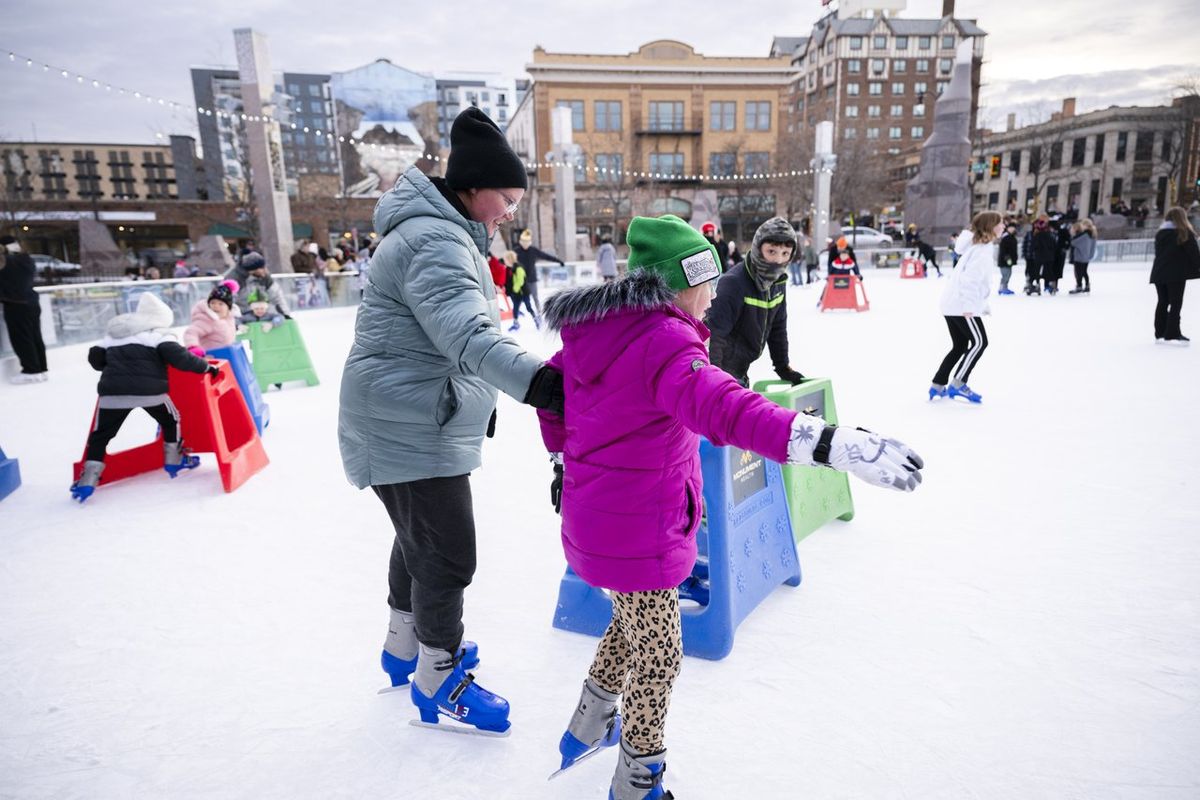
[338,108,563,736]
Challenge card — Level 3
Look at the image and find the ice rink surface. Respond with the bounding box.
[1,263,1197,799]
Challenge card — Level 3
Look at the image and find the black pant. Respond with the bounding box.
[1154,281,1186,339]
[933,316,988,386]
[86,403,179,461]
[2,301,48,374]
[374,476,477,654]
[1073,262,1090,289]
[511,291,535,321]
[806,266,820,284]
[526,280,542,314]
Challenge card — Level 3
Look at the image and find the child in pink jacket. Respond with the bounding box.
[538,214,925,799]
[183,280,239,355]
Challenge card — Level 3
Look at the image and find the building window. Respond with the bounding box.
[498,93,507,106]
[915,59,930,74]
[845,106,860,118]
[595,100,622,132]
[866,127,880,140]
[1048,141,1063,170]
[1134,132,1155,161]
[709,152,736,177]
[1089,178,1101,214]
[846,83,861,96]
[911,126,925,138]
[808,73,816,90]
[795,98,805,113]
[942,35,956,49]
[913,103,926,116]
[868,82,883,96]
[824,63,834,80]
[894,59,908,73]
[647,101,684,132]
[873,35,888,49]
[895,36,909,50]
[919,36,932,50]
[868,105,881,118]
[1011,149,1021,175]
[936,81,948,95]
[1112,177,1124,198]
[1162,133,1172,162]
[847,59,862,74]
[308,84,321,96]
[573,151,587,182]
[556,100,586,131]
[1116,132,1128,161]
[72,149,102,199]
[889,104,903,117]
[844,127,858,140]
[287,83,300,96]
[648,152,685,177]
[744,152,769,174]
[914,81,929,97]
[825,85,835,99]
[595,153,624,181]
[888,127,902,140]
[1071,137,1086,167]
[849,36,863,50]
[871,59,886,75]
[745,101,772,131]
[710,101,736,131]
[939,59,952,74]
[891,82,905,95]
[1046,183,1059,210]
[1093,133,1105,164]
[826,39,834,55]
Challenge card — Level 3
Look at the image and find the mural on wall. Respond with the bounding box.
[331,60,438,197]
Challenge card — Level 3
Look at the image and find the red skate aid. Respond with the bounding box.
[73,400,165,486]
[819,275,870,312]
[168,360,269,493]
[899,257,925,279]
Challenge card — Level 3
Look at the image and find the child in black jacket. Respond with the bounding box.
[71,292,217,502]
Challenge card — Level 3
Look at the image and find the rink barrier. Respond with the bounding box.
[72,362,269,493]
[899,257,925,279]
[236,319,319,391]
[819,274,870,312]
[0,445,21,502]
[753,379,856,541]
[551,438,801,661]
[206,342,270,435]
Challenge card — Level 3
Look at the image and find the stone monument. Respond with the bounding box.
[904,40,974,240]
[233,28,294,272]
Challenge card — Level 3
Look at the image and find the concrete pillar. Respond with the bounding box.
[233,28,294,272]
[548,106,578,262]
[812,121,834,254]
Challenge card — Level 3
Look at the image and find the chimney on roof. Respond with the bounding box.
[1062,98,1076,118]
[1007,112,1016,131]
[942,0,955,17]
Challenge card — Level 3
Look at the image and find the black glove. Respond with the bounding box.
[776,366,806,385]
[523,365,565,415]
[206,364,220,378]
[550,461,564,514]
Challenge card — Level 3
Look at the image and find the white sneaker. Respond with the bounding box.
[9,373,41,385]
[36,372,49,382]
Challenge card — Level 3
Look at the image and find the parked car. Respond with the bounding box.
[839,227,894,248]
[30,254,82,273]
[140,248,185,269]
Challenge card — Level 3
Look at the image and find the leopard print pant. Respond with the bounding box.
[587,588,683,754]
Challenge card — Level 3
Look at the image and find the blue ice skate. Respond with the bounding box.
[381,641,479,688]
[70,460,104,503]
[163,442,199,478]
[609,740,673,800]
[549,679,622,780]
[410,652,510,737]
[947,384,982,404]
[928,384,947,401]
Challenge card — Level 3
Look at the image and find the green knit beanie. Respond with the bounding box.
[626,214,723,292]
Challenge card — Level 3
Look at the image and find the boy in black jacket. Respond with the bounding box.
[706,217,807,387]
[71,292,218,502]
[998,223,1019,294]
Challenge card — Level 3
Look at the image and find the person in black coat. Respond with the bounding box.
[706,217,807,387]
[1045,220,1071,294]
[1028,217,1057,295]
[914,234,943,277]
[0,235,49,383]
[1149,207,1200,344]
[515,229,563,318]
[997,224,1019,295]
[70,291,218,502]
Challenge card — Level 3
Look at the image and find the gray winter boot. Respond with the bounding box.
[558,679,622,772]
[163,441,200,478]
[610,739,673,800]
[70,460,105,502]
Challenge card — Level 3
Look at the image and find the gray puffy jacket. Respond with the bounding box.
[338,167,542,487]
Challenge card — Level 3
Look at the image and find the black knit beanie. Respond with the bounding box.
[445,108,528,191]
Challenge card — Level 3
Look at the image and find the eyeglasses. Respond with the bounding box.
[497,190,521,217]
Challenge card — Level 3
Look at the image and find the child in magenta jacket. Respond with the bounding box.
[538,214,924,800]
[183,280,239,355]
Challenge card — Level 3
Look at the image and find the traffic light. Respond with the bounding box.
[989,155,1002,178]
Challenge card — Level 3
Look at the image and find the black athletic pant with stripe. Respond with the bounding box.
[933,315,988,386]
[85,403,180,461]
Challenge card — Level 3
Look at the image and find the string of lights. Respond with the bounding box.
[6,48,832,183]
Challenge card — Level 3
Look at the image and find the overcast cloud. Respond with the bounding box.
[2,0,1196,145]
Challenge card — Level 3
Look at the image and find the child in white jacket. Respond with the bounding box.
[929,211,1003,404]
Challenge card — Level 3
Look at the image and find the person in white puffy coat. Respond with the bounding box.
[929,211,1003,403]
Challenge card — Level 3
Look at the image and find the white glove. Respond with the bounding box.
[787,415,924,492]
[260,321,273,334]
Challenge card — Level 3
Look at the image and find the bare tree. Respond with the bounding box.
[590,155,634,244]
[830,132,889,225]
[1013,103,1073,217]
[772,131,814,224]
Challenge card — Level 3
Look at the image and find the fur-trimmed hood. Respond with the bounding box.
[106,291,175,338]
[543,270,676,331]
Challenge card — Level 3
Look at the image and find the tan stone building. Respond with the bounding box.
[511,40,797,250]
[2,141,179,204]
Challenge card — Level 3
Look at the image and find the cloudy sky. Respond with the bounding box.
[3,0,1196,145]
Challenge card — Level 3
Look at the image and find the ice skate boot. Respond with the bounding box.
[409,644,510,736]
[609,740,673,800]
[549,679,622,779]
[70,460,105,503]
[507,320,521,332]
[947,383,982,404]
[163,441,200,478]
[380,607,479,691]
[928,384,947,401]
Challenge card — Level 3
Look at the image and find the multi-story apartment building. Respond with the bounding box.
[435,73,519,148]
[2,141,181,204]
[970,96,1200,218]
[514,39,795,248]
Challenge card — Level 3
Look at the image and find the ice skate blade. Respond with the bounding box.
[548,744,608,780]
[377,683,409,695]
[408,718,510,738]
